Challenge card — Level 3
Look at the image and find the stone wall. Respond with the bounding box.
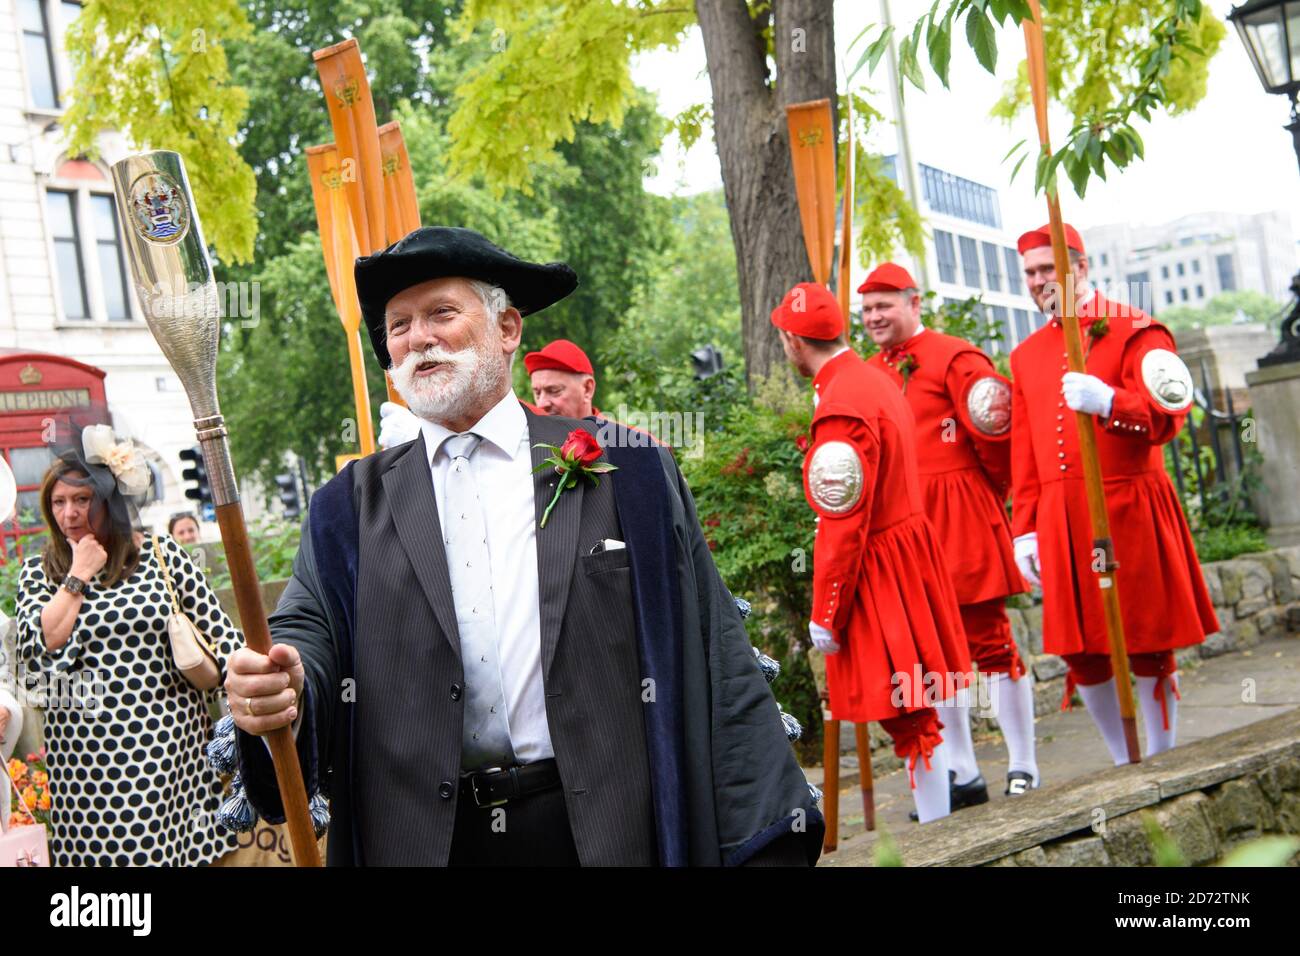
[1002,545,1300,721]
[827,708,1300,867]
[989,735,1300,866]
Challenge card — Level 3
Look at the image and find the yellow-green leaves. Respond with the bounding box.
[995,1,1223,198]
[447,0,692,194]
[62,0,257,264]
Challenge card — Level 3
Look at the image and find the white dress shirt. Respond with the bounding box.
[418,392,554,763]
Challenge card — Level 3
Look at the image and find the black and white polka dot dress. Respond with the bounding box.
[14,534,243,866]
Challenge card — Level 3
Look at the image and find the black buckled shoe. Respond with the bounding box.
[909,771,989,821]
[1005,770,1038,796]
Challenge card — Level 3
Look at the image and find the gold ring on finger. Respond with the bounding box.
[245,695,255,718]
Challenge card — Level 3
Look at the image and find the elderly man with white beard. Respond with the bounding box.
[224,227,821,866]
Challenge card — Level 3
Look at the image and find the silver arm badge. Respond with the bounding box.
[1140,348,1194,412]
[807,441,864,514]
[966,376,1012,436]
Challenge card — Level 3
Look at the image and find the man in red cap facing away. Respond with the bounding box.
[861,263,1038,808]
[1011,224,1217,764]
[379,338,598,447]
[774,280,972,823]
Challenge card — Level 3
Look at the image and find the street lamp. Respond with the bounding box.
[1229,0,1300,365]
[1228,0,1300,170]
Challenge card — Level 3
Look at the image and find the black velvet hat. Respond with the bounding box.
[354,226,579,369]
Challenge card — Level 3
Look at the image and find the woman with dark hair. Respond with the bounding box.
[14,426,243,866]
[167,513,201,544]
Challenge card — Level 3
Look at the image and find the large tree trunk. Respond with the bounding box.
[696,0,838,387]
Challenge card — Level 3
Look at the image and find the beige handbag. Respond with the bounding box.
[151,534,221,691]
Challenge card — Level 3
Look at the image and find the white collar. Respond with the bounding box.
[419,390,528,464]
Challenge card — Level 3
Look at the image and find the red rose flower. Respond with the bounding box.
[558,429,603,467]
[795,434,810,453]
[534,429,617,528]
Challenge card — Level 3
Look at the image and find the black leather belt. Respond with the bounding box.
[460,759,561,809]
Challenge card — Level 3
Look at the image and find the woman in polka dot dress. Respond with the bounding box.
[14,444,242,866]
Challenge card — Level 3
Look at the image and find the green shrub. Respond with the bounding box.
[680,372,821,760]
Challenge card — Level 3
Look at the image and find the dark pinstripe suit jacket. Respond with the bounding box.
[238,404,819,866]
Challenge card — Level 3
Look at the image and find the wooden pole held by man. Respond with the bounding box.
[1021,0,1140,763]
[112,150,323,866]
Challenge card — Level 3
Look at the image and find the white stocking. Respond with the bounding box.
[1076,677,1133,766]
[910,743,951,823]
[1135,673,1178,757]
[989,672,1039,785]
[933,692,979,785]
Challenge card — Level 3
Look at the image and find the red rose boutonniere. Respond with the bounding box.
[533,429,616,528]
[896,353,919,394]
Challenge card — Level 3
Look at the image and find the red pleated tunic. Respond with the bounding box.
[1009,293,1218,657]
[867,329,1025,607]
[805,349,971,723]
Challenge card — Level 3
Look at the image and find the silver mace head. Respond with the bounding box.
[112,150,237,505]
[110,150,220,422]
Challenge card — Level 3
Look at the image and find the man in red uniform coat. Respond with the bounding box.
[774,281,972,822]
[862,263,1039,805]
[1011,224,1218,763]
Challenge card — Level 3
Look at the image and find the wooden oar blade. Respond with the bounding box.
[785,98,838,287]
[313,38,387,255]
[378,121,421,243]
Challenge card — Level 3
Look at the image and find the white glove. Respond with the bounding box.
[809,621,840,655]
[1061,372,1114,418]
[1013,532,1041,587]
[378,401,421,449]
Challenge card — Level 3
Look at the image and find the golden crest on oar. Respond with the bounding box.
[333,77,360,107]
[381,152,401,176]
[320,164,345,189]
[797,126,824,148]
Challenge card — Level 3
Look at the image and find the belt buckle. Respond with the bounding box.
[469,768,510,809]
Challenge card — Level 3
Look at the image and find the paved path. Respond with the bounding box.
[805,635,1300,858]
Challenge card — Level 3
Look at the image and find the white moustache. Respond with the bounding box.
[396,347,468,372]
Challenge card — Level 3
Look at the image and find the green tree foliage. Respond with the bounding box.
[223,1,457,268]
[210,4,667,491]
[853,0,1221,198]
[841,94,926,267]
[447,1,693,194]
[63,0,257,263]
[680,372,820,759]
[600,189,744,418]
[1158,290,1288,331]
[989,1,1225,124]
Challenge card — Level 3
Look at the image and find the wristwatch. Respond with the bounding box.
[61,574,87,596]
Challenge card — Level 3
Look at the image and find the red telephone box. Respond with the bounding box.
[0,351,111,561]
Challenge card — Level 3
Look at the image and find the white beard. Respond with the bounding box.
[389,338,509,425]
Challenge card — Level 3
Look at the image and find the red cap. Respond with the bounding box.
[770,282,844,339]
[524,339,594,376]
[857,262,918,294]
[1017,223,1085,256]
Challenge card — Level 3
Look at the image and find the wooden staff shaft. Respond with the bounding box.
[1023,0,1140,762]
[854,722,875,832]
[211,498,321,866]
[822,715,840,852]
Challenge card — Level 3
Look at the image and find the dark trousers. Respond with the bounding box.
[448,784,580,866]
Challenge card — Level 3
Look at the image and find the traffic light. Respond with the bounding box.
[178,446,213,509]
[275,472,302,521]
[691,344,724,380]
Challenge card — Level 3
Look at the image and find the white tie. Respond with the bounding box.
[441,432,515,770]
